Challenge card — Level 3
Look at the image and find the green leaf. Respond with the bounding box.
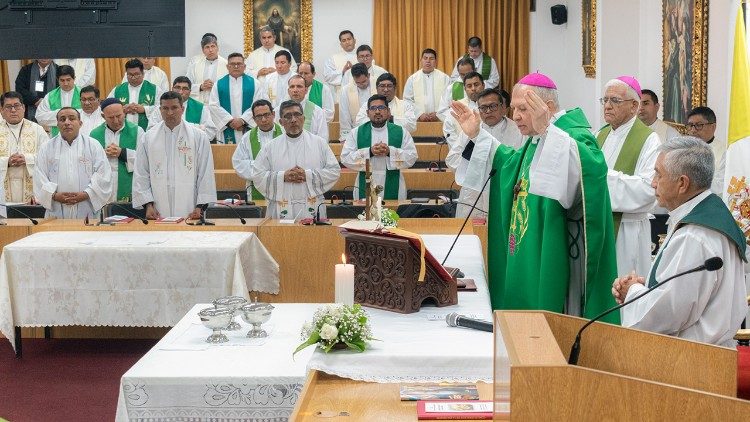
[293,331,320,358]
[345,339,366,352]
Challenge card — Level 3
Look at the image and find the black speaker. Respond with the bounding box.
[551,5,568,25]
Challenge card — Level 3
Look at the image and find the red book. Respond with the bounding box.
[416,400,498,420]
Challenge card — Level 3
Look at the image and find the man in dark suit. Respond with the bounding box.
[15,59,58,122]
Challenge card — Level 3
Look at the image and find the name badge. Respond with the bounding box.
[35,80,45,92]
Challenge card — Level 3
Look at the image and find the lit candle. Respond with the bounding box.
[335,253,355,305]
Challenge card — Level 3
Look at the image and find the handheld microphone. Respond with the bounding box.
[568,257,723,365]
[6,205,40,225]
[314,202,331,225]
[441,168,496,267]
[209,202,247,225]
[446,312,493,333]
[108,202,149,224]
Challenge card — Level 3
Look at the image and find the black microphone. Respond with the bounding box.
[189,203,215,226]
[314,202,331,225]
[568,257,723,365]
[433,136,448,172]
[337,185,359,205]
[6,205,39,225]
[108,202,148,224]
[209,202,247,225]
[441,168,497,267]
[445,312,493,333]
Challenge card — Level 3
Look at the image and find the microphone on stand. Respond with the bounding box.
[189,203,214,226]
[432,135,448,172]
[338,186,359,205]
[446,312,493,333]
[314,202,331,225]
[209,202,247,225]
[6,205,40,225]
[567,257,724,365]
[108,202,149,224]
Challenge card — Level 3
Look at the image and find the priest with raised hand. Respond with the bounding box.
[35,65,80,136]
[452,72,618,322]
[250,100,340,220]
[185,33,228,104]
[342,94,417,200]
[108,59,161,131]
[132,92,217,220]
[89,98,144,203]
[33,107,112,218]
[147,76,217,140]
[233,99,283,201]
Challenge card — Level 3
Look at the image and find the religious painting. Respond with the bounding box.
[243,0,313,62]
[662,0,708,128]
[581,0,596,78]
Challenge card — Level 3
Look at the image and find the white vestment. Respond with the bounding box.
[185,55,228,103]
[649,118,680,143]
[98,124,144,203]
[33,133,112,218]
[233,125,284,193]
[147,102,218,140]
[246,45,298,82]
[35,88,77,129]
[450,54,500,89]
[0,120,49,203]
[208,75,267,144]
[275,101,329,141]
[80,109,104,136]
[437,82,469,122]
[132,121,217,217]
[122,65,170,93]
[107,82,164,127]
[338,83,375,138]
[622,190,748,348]
[263,71,296,109]
[598,115,660,277]
[341,64,387,88]
[304,82,336,122]
[403,69,451,115]
[250,131,340,219]
[355,97,417,134]
[54,58,96,87]
[342,123,418,200]
[442,98,477,146]
[323,50,357,102]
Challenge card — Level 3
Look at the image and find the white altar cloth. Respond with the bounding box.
[0,231,279,351]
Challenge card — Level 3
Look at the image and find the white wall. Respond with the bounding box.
[312,0,373,76]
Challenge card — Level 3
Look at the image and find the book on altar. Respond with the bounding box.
[416,400,498,420]
[103,215,134,224]
[400,384,479,401]
[155,217,184,224]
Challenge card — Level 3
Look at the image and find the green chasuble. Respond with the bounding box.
[487,108,619,323]
[217,74,255,144]
[356,122,403,200]
[308,80,324,108]
[113,80,157,131]
[247,123,283,200]
[48,86,81,136]
[463,52,492,81]
[89,121,139,201]
[451,82,465,101]
[184,97,204,124]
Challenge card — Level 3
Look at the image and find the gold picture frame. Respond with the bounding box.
[582,0,597,78]
[662,0,709,129]
[243,0,313,62]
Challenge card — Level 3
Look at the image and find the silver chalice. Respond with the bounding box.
[198,307,234,343]
[213,296,247,331]
[240,300,275,338]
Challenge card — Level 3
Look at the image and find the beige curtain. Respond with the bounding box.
[373,0,530,93]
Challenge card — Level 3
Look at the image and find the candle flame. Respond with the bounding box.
[341,253,347,264]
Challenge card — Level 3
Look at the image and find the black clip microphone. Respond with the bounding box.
[446,312,493,333]
[6,205,40,225]
[210,202,247,225]
[568,257,724,365]
[314,202,331,225]
[108,202,149,224]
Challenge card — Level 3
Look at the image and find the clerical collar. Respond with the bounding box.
[259,126,275,134]
[129,82,143,89]
[106,125,123,134]
[422,70,433,75]
[7,121,22,130]
[611,115,638,135]
[371,123,387,131]
[667,190,711,227]
[287,131,302,139]
[706,136,715,144]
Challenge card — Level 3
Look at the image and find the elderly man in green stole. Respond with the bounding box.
[451,72,619,323]
[233,99,283,201]
[109,58,159,131]
[341,94,417,200]
[297,61,335,123]
[89,98,144,202]
[35,65,81,136]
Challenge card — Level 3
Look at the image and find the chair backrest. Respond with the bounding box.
[396,203,455,218]
[325,204,364,219]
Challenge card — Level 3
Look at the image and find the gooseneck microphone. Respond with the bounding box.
[568,257,723,365]
[6,205,39,225]
[446,312,493,333]
[210,202,247,225]
[314,201,331,225]
[337,186,360,205]
[108,202,149,224]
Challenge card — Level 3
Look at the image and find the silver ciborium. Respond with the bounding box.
[198,307,234,343]
[240,299,275,338]
[213,296,247,331]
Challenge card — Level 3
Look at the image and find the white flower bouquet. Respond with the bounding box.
[294,304,375,355]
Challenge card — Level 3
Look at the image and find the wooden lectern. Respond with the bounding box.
[495,311,750,419]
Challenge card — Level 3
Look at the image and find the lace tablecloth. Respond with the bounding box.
[0,231,279,352]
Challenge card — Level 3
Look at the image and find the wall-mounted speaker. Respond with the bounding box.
[551,5,568,25]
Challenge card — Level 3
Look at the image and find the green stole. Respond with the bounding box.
[451,82,465,101]
[217,74,255,144]
[487,108,619,323]
[113,80,156,131]
[184,97,204,124]
[356,122,403,200]
[247,123,283,200]
[463,52,492,80]
[308,80,324,108]
[48,86,81,136]
[648,193,748,287]
[89,121,139,201]
[596,118,652,237]
[303,100,315,132]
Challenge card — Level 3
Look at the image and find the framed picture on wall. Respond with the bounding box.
[582,0,596,78]
[661,0,708,128]
[243,0,312,62]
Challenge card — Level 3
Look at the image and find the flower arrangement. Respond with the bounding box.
[358,208,399,228]
[294,304,375,355]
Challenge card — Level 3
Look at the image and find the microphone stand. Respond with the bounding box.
[5,205,40,225]
[108,202,149,224]
[190,204,214,226]
[209,202,247,224]
[313,201,331,225]
[433,138,447,172]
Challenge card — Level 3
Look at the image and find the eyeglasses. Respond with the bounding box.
[599,97,635,106]
[228,62,245,68]
[2,104,23,111]
[377,83,395,90]
[686,122,714,130]
[478,103,500,114]
[358,54,372,59]
[81,98,99,103]
[368,105,388,111]
[253,112,273,120]
[281,112,303,121]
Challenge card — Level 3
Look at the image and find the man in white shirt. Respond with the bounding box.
[341,45,387,88]
[437,57,476,121]
[147,76,217,140]
[298,61,335,122]
[246,26,297,82]
[233,99,283,201]
[263,50,296,109]
[185,33,228,104]
[79,85,104,136]
[35,65,80,136]
[355,73,416,134]
[403,48,450,122]
[54,58,96,88]
[613,137,747,348]
[338,63,375,139]
[323,30,358,102]
[442,71,485,144]
[121,57,169,93]
[450,37,500,89]
[638,89,679,143]
[282,75,329,140]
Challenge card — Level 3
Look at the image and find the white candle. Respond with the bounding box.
[376,196,383,222]
[335,254,355,305]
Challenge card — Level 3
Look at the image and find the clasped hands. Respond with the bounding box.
[370,142,390,157]
[104,143,122,158]
[123,103,145,114]
[283,166,307,183]
[228,118,247,131]
[449,90,551,138]
[53,191,89,205]
[611,271,645,305]
[9,153,26,167]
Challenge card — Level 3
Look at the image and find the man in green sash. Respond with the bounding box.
[452,72,619,323]
[341,94,417,200]
[209,53,266,144]
[108,59,161,131]
[147,76,217,140]
[596,76,661,278]
[286,75,329,140]
[437,57,475,121]
[297,61,335,123]
[613,137,747,347]
[450,37,499,89]
[88,98,144,203]
[233,99,283,201]
[35,65,80,136]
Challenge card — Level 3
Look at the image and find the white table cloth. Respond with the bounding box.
[0,231,279,351]
[116,235,492,422]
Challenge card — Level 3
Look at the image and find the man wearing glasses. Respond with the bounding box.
[0,91,49,203]
[354,73,416,133]
[233,99,283,201]
[79,85,104,136]
[341,45,387,88]
[686,106,723,194]
[147,76,217,140]
[341,94,417,201]
[107,59,162,131]
[596,76,660,279]
[250,100,340,219]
